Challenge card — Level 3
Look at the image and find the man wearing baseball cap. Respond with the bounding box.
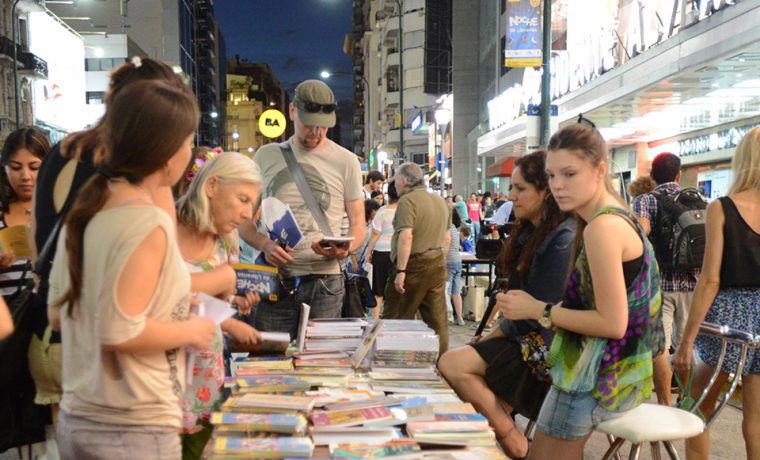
[239,80,365,336]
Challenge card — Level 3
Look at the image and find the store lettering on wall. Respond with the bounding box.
[677,122,759,157]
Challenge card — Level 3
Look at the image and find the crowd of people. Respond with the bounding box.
[0,55,757,460]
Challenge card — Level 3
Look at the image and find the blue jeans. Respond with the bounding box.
[252,274,344,339]
[470,221,481,241]
[536,387,625,440]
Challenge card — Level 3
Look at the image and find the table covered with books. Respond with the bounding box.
[202,310,507,459]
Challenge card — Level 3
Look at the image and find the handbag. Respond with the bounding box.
[0,262,36,385]
[279,143,369,318]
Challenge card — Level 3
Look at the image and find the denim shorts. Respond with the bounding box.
[536,387,625,440]
[447,267,462,295]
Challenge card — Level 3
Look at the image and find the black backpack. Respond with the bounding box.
[651,188,708,271]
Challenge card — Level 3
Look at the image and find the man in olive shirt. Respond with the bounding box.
[383,163,451,353]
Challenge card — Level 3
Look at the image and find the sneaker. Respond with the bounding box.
[455,318,465,326]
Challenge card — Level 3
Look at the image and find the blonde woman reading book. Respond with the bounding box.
[175,152,263,459]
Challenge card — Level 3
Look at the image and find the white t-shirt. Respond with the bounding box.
[254,137,363,276]
[370,206,396,252]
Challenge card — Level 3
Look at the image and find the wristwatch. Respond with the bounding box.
[538,303,553,328]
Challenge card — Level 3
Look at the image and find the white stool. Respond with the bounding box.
[595,322,758,460]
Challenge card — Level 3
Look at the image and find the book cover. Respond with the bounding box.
[261,197,305,249]
[231,263,279,301]
[233,376,311,393]
[296,303,311,352]
[253,331,291,354]
[0,224,31,257]
[226,393,316,412]
[212,435,313,458]
[329,439,421,458]
[349,320,384,368]
[210,412,307,435]
[294,358,352,368]
[310,405,393,428]
[406,420,492,434]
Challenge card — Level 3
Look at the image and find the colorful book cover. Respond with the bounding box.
[329,439,421,458]
[210,412,307,435]
[227,393,316,412]
[310,405,393,428]
[233,376,311,393]
[261,196,305,249]
[434,413,487,422]
[232,263,279,301]
[212,435,313,457]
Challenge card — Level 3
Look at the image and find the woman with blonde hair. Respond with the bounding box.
[673,126,760,459]
[175,151,263,459]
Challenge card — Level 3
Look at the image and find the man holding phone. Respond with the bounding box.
[239,80,364,338]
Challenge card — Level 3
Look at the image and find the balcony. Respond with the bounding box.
[19,51,47,79]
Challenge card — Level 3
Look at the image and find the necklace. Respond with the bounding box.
[108,178,154,204]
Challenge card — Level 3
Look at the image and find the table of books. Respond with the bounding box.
[203,315,507,459]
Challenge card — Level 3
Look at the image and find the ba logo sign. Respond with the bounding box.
[259,109,286,138]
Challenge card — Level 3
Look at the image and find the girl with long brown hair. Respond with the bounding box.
[499,122,663,459]
[48,79,214,460]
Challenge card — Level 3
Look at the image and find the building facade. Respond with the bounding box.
[457,0,759,199]
[353,0,452,182]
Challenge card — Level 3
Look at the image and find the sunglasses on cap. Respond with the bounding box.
[296,99,337,114]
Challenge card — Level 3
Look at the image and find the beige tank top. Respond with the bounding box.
[49,205,191,427]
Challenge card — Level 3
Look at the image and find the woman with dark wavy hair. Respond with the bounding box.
[438,150,575,458]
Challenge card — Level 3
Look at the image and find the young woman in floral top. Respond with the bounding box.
[498,122,663,459]
[176,152,264,459]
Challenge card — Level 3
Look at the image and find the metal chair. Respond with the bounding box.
[594,321,758,460]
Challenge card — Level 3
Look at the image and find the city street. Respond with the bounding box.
[448,322,747,459]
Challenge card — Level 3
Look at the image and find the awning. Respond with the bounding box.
[486,156,517,178]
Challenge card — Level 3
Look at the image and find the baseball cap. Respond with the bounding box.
[293,80,337,128]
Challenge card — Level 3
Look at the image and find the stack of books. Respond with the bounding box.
[207,319,504,459]
[302,318,368,352]
[371,320,440,369]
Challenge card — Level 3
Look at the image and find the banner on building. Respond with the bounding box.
[504,0,542,68]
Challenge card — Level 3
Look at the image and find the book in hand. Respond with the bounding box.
[211,435,313,459]
[231,263,279,301]
[0,224,31,257]
[210,412,307,435]
[261,196,305,249]
[253,331,291,354]
[310,405,393,428]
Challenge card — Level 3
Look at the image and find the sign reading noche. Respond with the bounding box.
[258,109,286,139]
[504,0,542,67]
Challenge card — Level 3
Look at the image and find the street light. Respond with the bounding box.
[320,69,374,164]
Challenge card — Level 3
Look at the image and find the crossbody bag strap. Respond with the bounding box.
[280,141,333,237]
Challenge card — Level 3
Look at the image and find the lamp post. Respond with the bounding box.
[320,70,373,164]
[394,0,404,161]
[434,108,451,198]
[12,0,23,128]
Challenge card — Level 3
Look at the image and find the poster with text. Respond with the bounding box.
[505,0,542,67]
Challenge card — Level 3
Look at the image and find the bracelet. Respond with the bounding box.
[397,268,406,273]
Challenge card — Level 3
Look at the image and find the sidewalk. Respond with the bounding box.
[447,322,747,460]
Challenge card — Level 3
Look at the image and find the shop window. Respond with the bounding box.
[86,91,105,105]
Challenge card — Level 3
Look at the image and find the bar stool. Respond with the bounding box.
[594,322,759,460]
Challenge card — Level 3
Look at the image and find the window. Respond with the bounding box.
[86,91,105,105]
[412,153,426,165]
[404,30,424,49]
[85,58,128,71]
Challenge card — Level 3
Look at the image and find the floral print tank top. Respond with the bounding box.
[547,207,665,412]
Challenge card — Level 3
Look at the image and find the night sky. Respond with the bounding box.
[215,0,355,101]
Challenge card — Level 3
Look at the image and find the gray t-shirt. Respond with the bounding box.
[254,137,363,276]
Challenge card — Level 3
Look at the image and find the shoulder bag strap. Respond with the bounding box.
[280,141,333,237]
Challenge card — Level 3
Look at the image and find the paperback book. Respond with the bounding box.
[231,263,279,301]
[210,412,307,435]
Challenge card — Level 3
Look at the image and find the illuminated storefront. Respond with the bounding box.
[478,0,756,192]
